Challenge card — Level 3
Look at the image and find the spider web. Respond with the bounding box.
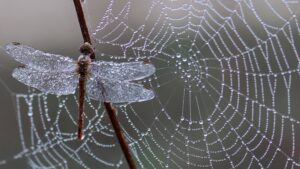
[1,0,300,168]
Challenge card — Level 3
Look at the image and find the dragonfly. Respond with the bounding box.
[5,42,155,140]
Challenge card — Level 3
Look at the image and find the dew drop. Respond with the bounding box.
[28,112,33,117]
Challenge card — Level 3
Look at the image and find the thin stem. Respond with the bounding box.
[72,1,137,169]
[104,103,137,169]
[73,0,95,60]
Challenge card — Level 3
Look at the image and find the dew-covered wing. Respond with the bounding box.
[5,43,76,71]
[87,78,155,103]
[89,61,155,81]
[12,67,78,95]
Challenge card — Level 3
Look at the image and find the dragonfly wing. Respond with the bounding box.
[87,78,155,103]
[89,61,155,81]
[5,43,76,72]
[13,67,78,95]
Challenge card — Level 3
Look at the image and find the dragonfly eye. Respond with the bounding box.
[80,42,94,55]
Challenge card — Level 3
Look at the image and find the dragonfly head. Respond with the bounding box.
[80,42,94,56]
[78,42,94,63]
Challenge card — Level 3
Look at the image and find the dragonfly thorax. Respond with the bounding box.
[77,55,91,78]
[77,54,92,63]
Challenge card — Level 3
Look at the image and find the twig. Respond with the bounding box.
[73,0,95,59]
[104,103,137,169]
[72,1,137,169]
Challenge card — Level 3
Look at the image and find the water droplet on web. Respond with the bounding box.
[176,53,181,58]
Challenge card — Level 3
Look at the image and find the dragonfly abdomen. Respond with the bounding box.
[76,56,90,140]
